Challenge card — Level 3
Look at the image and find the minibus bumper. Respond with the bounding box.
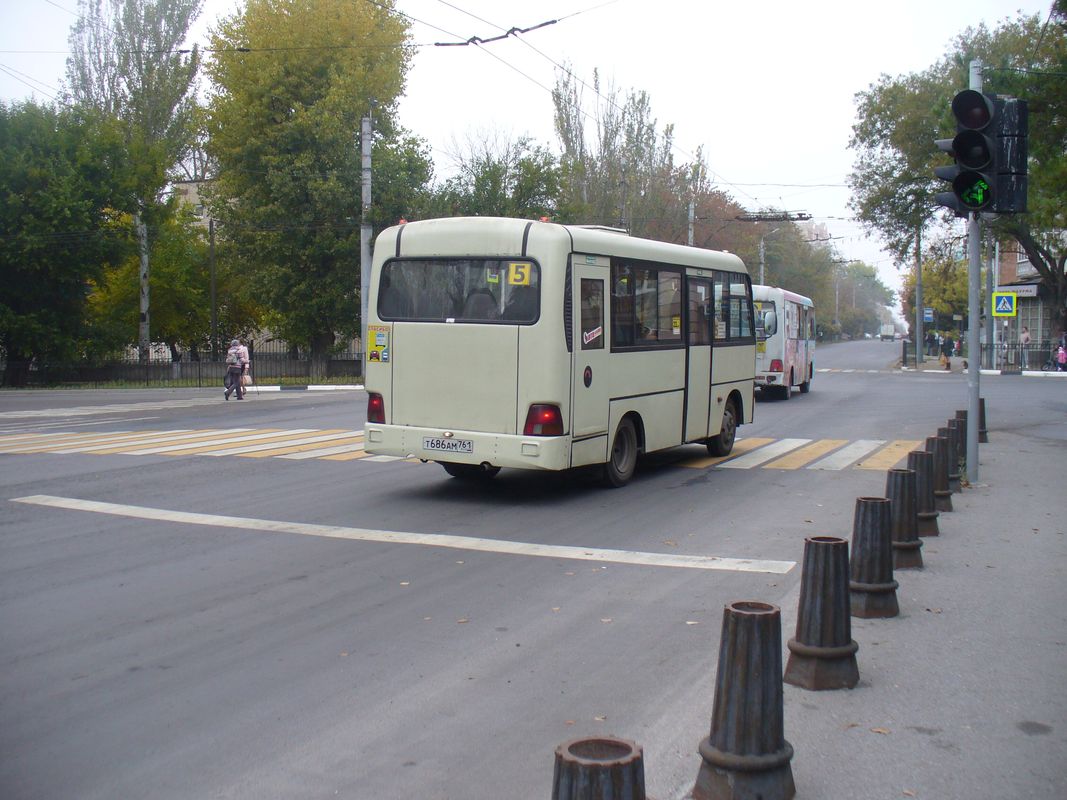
[364,425,572,471]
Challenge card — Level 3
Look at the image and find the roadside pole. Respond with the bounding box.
[966,60,982,482]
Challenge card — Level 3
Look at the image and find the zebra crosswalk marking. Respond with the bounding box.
[70,429,246,454]
[805,440,886,470]
[278,441,367,459]
[718,438,812,469]
[0,427,934,472]
[855,439,923,470]
[231,431,363,458]
[147,429,318,455]
[763,439,849,470]
[675,438,776,470]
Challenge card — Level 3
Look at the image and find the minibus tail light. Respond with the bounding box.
[524,404,564,436]
[770,359,784,373]
[367,393,385,423]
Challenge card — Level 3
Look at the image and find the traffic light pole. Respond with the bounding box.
[966,60,982,483]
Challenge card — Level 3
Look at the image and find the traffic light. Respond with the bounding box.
[994,98,1028,214]
[934,89,999,214]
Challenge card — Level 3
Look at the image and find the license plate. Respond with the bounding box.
[423,437,473,454]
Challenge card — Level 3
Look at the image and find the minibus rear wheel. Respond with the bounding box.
[707,399,737,457]
[602,417,638,488]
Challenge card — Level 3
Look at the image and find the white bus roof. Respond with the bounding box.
[752,283,814,307]
[378,217,748,274]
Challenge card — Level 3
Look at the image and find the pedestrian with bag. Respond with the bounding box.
[224,338,250,400]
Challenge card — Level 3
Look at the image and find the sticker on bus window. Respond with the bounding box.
[583,326,603,346]
[672,315,681,335]
[368,325,390,363]
[507,262,533,286]
[487,268,501,284]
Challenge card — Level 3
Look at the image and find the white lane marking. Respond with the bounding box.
[201,430,359,456]
[806,439,886,470]
[127,429,317,454]
[278,442,366,459]
[718,438,811,469]
[12,495,796,575]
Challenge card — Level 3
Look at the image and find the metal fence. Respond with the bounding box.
[1,340,364,388]
[900,339,1064,371]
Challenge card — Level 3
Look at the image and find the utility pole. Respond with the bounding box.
[736,212,809,286]
[209,218,218,361]
[360,101,376,366]
[914,228,923,367]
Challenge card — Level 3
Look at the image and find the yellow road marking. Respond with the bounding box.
[87,429,250,454]
[856,440,924,470]
[763,439,849,470]
[677,438,776,469]
[236,433,364,458]
[156,430,329,455]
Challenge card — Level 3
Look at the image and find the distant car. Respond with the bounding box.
[894,332,902,340]
[864,333,872,339]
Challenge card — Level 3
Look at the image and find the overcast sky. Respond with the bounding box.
[0,0,1054,301]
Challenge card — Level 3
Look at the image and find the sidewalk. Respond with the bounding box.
[774,425,1067,799]
[656,417,1067,799]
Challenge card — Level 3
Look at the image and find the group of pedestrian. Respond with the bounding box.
[1017,326,1067,371]
[224,338,251,400]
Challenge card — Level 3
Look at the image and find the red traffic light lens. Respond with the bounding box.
[951,89,994,130]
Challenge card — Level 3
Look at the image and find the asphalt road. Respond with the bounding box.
[1,340,1064,799]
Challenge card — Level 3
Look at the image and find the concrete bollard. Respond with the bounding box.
[907,450,940,537]
[693,601,795,800]
[939,425,961,494]
[552,736,645,800]
[955,409,969,458]
[947,418,964,484]
[784,536,859,691]
[925,435,953,512]
[886,468,923,569]
[849,497,899,618]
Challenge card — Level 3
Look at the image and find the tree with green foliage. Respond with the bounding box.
[427,132,560,219]
[205,0,417,368]
[87,206,260,362]
[66,0,204,361]
[552,68,683,236]
[849,4,1066,335]
[0,102,132,385]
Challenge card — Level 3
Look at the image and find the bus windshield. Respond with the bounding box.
[378,257,541,323]
[754,300,777,340]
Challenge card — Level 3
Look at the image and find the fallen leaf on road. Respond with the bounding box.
[870,727,891,735]
[594,715,607,722]
[551,607,561,612]
[565,720,576,726]
[925,608,943,614]
[457,618,469,624]
[663,539,678,547]
[903,791,917,798]
[685,620,701,626]
[600,618,613,623]
[400,581,410,586]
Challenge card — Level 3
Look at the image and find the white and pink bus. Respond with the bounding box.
[753,284,815,400]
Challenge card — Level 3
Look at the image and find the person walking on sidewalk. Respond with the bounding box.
[224,338,250,400]
[1019,326,1032,369]
[941,333,954,370]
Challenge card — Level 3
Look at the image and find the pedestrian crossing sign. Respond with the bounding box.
[992,292,1017,317]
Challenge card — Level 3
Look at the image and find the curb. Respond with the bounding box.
[251,384,365,392]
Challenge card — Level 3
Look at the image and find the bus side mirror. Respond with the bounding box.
[764,310,777,336]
